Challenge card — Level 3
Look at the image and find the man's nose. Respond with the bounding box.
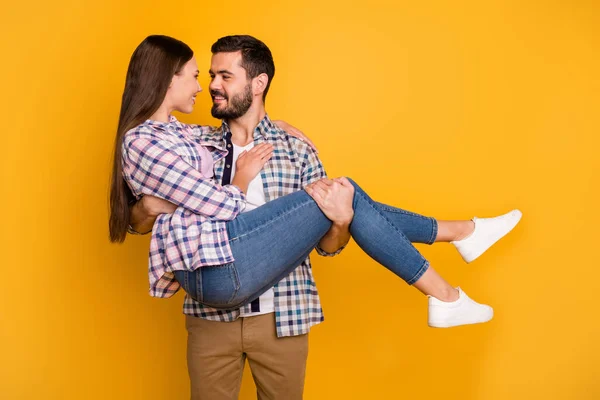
[209,76,221,92]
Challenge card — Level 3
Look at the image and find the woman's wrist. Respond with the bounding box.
[231,176,249,194]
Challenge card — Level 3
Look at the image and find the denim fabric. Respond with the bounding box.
[175,179,436,309]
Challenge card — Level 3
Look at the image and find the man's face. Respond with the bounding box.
[209,51,253,120]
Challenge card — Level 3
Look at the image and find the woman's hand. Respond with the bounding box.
[272,120,317,152]
[231,143,274,193]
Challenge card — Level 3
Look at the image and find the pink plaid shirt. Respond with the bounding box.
[121,117,247,298]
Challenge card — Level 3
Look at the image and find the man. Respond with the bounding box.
[129,35,352,399]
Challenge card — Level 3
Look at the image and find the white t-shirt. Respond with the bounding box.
[231,142,274,316]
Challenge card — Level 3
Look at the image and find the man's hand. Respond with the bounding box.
[139,195,178,217]
[129,196,177,234]
[305,177,354,226]
[272,120,318,152]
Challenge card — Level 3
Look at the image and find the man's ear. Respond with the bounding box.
[253,73,269,97]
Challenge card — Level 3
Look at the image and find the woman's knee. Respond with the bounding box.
[341,177,363,194]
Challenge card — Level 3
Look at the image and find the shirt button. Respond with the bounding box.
[226,164,231,168]
[227,144,231,148]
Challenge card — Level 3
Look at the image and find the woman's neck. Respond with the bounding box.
[149,105,171,123]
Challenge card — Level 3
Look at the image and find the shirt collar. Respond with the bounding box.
[144,115,186,132]
[220,114,275,140]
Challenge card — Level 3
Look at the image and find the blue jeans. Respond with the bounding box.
[174,179,437,310]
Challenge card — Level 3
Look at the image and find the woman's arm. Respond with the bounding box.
[125,137,273,232]
[124,136,246,220]
[230,143,273,193]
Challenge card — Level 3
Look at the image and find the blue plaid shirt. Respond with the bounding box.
[184,115,345,337]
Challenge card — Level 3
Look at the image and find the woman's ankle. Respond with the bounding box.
[433,286,459,302]
[435,220,475,242]
[454,221,475,241]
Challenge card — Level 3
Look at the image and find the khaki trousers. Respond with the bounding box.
[186,313,309,400]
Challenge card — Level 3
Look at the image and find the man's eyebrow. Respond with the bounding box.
[208,69,234,75]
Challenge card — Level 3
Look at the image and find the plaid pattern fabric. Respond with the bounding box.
[183,115,345,337]
[122,117,247,298]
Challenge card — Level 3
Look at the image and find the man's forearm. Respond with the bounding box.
[318,221,351,254]
[129,201,157,234]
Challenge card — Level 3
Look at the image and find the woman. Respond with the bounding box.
[110,35,522,328]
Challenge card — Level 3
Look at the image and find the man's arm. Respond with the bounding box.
[128,196,177,234]
[317,221,352,254]
[300,145,351,256]
[306,178,353,254]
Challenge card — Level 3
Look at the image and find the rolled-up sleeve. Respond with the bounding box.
[123,137,246,221]
[315,244,345,257]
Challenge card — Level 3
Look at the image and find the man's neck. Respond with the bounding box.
[226,104,267,146]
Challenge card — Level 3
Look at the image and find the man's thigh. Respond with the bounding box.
[244,314,309,400]
[186,315,245,400]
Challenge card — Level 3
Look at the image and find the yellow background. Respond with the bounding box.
[1,0,599,399]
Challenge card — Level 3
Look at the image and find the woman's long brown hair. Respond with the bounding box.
[109,35,193,243]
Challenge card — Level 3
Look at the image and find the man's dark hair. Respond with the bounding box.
[211,35,275,101]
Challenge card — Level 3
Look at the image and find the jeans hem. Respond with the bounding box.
[427,218,438,245]
[406,260,429,285]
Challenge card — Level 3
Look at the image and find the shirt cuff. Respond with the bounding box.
[223,184,247,212]
[127,224,152,235]
[315,243,346,257]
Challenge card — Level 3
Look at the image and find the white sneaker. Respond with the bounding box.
[452,209,522,263]
[428,287,493,328]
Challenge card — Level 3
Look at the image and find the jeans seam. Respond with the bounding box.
[355,190,428,283]
[375,203,424,218]
[226,264,241,304]
[376,203,437,245]
[356,191,420,251]
[196,268,203,302]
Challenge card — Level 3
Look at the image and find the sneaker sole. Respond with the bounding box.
[428,312,494,328]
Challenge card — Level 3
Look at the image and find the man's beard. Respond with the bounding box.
[211,83,253,120]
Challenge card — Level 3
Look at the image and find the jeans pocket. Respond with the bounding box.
[200,263,241,309]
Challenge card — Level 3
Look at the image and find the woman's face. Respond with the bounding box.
[167,56,202,114]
